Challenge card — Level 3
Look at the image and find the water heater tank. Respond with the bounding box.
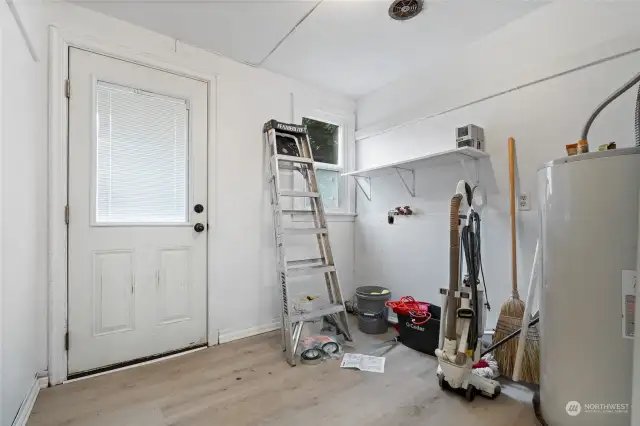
[537,147,640,425]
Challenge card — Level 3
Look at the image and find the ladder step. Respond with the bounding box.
[286,265,335,278]
[275,154,313,164]
[287,258,325,267]
[283,228,327,236]
[290,303,346,323]
[280,190,320,198]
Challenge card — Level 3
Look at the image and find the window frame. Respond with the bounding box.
[292,108,355,215]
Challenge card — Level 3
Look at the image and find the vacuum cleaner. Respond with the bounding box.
[435,180,500,401]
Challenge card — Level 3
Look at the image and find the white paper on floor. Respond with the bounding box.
[340,353,385,373]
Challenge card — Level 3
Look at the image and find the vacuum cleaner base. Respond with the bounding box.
[437,361,501,401]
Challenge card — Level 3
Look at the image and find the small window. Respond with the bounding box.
[300,117,343,211]
[95,81,189,224]
[303,117,340,165]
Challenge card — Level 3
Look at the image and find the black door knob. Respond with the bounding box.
[194,223,205,233]
[194,204,204,213]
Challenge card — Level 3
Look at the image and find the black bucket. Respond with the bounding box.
[397,304,441,356]
[355,286,391,335]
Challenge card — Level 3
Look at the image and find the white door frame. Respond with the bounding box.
[48,26,219,385]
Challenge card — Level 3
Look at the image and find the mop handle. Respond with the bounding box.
[513,239,540,382]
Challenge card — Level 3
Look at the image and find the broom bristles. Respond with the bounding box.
[493,296,540,384]
[499,295,525,317]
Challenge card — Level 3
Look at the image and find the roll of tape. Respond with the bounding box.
[300,348,323,365]
[321,342,340,355]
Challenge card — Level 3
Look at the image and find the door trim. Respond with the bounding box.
[48,26,219,386]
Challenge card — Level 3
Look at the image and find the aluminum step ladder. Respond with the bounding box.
[263,119,353,366]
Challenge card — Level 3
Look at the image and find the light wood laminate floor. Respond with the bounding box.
[29,322,539,426]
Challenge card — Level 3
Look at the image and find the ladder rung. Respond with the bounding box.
[287,258,325,267]
[275,154,313,164]
[283,228,327,236]
[290,304,345,323]
[281,209,314,215]
[286,265,335,278]
[280,191,319,198]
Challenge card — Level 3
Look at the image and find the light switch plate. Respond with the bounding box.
[518,193,531,211]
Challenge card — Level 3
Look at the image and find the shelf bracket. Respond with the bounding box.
[353,175,372,201]
[459,158,480,186]
[394,167,415,197]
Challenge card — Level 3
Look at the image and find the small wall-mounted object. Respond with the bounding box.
[388,206,413,224]
[456,124,485,151]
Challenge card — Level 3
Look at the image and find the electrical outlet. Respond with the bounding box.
[518,193,531,211]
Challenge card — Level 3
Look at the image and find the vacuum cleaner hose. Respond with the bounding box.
[581,71,640,141]
[461,211,482,349]
[446,194,463,341]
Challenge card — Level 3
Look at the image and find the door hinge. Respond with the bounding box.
[65,79,71,99]
[64,205,69,225]
[65,332,69,351]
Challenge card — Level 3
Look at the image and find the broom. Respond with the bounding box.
[493,137,539,382]
[513,240,541,384]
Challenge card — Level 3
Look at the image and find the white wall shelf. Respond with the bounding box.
[342,147,488,200]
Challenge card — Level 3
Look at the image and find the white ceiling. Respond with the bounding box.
[71,0,545,98]
[71,0,319,64]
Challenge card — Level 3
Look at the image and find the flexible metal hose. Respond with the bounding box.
[636,84,640,146]
[446,194,463,341]
[581,72,640,141]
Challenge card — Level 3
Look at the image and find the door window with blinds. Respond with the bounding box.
[94,81,190,224]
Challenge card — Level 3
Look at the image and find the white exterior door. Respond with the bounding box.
[67,48,208,375]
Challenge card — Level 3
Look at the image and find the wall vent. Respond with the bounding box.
[388,0,423,21]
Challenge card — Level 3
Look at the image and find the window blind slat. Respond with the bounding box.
[96,81,189,224]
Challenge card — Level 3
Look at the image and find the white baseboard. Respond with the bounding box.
[11,376,47,426]
[219,319,280,344]
[37,376,48,389]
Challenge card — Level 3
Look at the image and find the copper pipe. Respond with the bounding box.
[446,194,463,341]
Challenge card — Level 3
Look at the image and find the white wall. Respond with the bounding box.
[353,2,640,329]
[1,13,4,426]
[356,1,640,135]
[1,1,47,424]
[2,0,355,406]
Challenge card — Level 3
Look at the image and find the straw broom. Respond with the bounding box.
[512,240,541,384]
[492,137,540,383]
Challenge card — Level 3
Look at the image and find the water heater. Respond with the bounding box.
[537,147,640,425]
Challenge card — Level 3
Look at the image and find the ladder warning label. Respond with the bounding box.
[622,270,636,339]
